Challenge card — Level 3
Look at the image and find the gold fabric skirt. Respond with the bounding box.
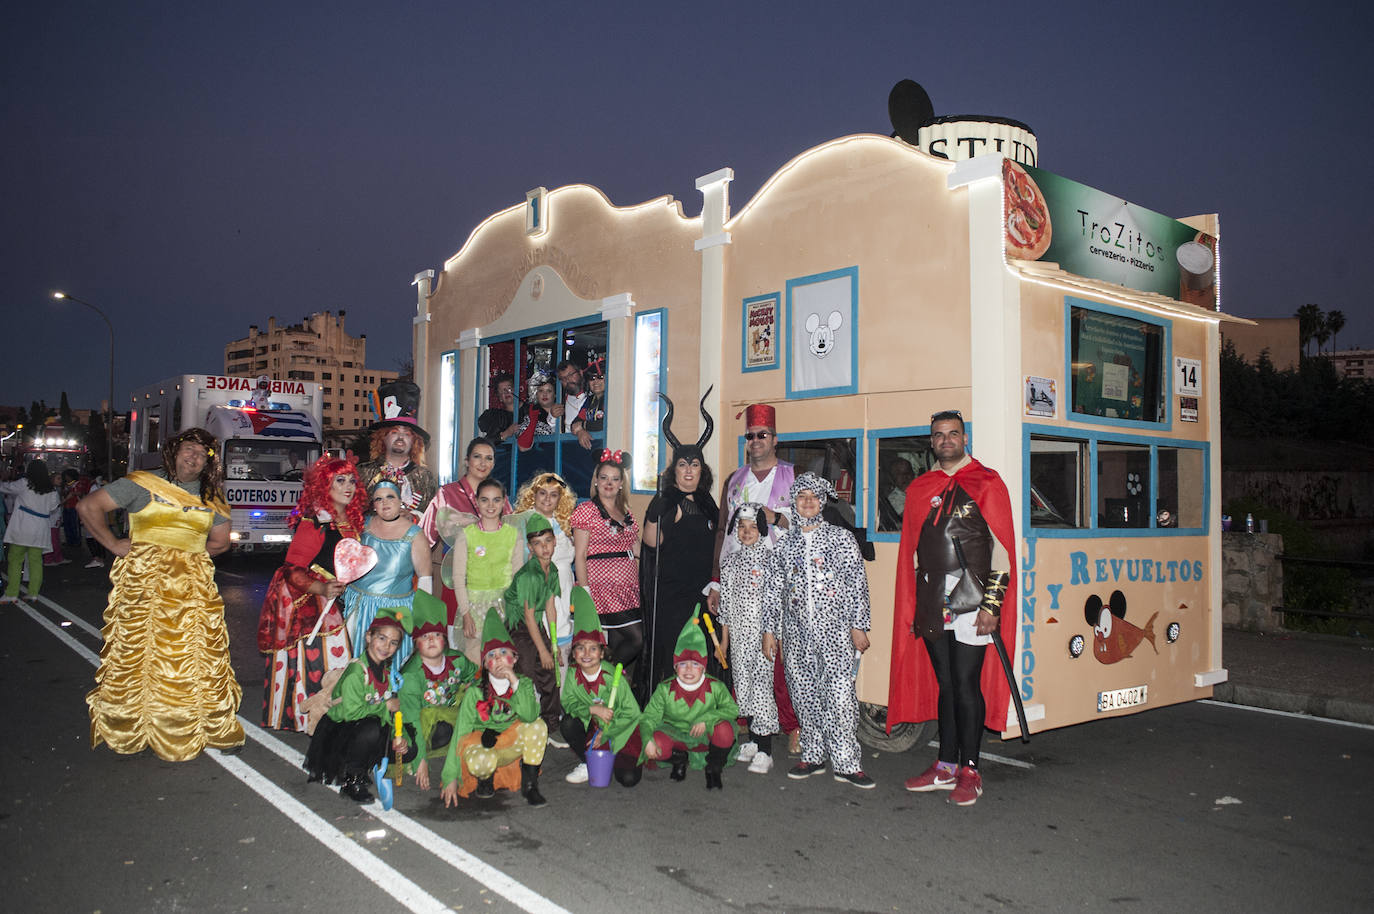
[87,542,245,761]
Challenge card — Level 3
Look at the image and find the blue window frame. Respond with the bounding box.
[864,422,976,544]
[1064,296,1172,431]
[785,266,859,400]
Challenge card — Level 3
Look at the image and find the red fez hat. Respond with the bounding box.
[743,404,776,429]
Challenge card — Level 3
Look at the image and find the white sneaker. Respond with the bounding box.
[747,751,774,774]
[0,596,18,604]
[564,762,589,784]
[736,741,758,763]
[85,559,104,569]
[547,733,569,749]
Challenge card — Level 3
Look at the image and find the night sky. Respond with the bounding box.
[4,2,1369,412]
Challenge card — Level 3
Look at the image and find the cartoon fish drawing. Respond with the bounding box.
[1085,590,1157,664]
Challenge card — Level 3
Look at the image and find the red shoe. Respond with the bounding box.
[949,766,983,806]
[904,762,957,792]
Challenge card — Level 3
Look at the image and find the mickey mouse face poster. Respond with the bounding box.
[787,267,857,399]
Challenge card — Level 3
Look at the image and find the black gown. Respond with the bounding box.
[638,492,720,696]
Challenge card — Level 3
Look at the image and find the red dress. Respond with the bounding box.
[257,517,355,731]
[571,500,640,620]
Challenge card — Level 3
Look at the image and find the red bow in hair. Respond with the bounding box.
[600,448,624,465]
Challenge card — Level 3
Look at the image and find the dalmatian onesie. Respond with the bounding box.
[762,474,870,776]
[718,504,779,738]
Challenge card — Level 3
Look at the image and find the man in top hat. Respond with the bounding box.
[712,402,801,753]
[356,379,438,520]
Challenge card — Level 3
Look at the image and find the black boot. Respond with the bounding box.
[521,763,547,807]
[669,749,688,782]
[342,773,372,802]
[474,775,495,799]
[705,744,728,790]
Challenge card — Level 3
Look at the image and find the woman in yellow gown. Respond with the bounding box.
[79,428,245,761]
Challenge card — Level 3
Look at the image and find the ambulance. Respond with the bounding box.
[128,375,323,551]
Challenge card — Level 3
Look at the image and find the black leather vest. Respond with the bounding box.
[914,483,993,637]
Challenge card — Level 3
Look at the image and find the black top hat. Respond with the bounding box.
[371,379,430,443]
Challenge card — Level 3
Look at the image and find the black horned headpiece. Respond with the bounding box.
[659,386,714,464]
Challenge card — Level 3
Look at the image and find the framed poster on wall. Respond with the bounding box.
[785,266,858,400]
[742,293,779,372]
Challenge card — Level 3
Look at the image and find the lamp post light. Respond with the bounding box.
[52,291,115,479]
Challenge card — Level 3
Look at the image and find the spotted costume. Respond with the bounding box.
[762,474,871,776]
[717,519,778,737]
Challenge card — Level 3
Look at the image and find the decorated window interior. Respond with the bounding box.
[1030,432,1204,533]
[630,310,665,493]
[1029,437,1086,529]
[775,434,860,525]
[874,434,935,533]
[438,351,456,485]
[224,440,317,482]
[480,320,608,499]
[145,405,160,454]
[1069,304,1165,425]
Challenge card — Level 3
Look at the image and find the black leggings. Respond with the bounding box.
[604,619,643,670]
[924,631,988,768]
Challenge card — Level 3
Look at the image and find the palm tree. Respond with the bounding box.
[1295,303,1323,357]
[1326,310,1346,354]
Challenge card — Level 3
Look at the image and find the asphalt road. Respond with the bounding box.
[3,554,1371,913]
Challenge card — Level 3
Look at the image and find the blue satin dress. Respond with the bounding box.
[344,524,421,672]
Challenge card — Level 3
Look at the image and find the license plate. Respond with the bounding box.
[1097,685,1148,712]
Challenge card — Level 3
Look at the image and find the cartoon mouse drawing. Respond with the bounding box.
[804,310,843,357]
[1085,590,1157,664]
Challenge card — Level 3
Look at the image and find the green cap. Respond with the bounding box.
[480,606,516,658]
[570,586,605,646]
[410,589,447,638]
[524,512,554,539]
[672,604,708,666]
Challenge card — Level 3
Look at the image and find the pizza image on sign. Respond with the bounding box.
[1003,159,1052,260]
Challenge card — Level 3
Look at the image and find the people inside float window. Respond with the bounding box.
[343,479,430,670]
[571,450,642,671]
[80,429,246,761]
[516,373,560,451]
[395,590,477,792]
[257,456,365,732]
[440,608,549,807]
[560,586,643,787]
[639,390,721,700]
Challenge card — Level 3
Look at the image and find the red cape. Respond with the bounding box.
[887,458,1018,734]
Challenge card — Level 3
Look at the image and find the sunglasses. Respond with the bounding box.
[743,431,773,441]
[930,409,964,423]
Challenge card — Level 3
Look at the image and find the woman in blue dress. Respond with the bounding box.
[344,480,430,670]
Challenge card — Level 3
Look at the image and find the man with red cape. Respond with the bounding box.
[887,410,1017,807]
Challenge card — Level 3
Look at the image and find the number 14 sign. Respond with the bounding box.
[1174,357,1201,396]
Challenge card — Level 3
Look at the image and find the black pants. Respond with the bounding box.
[924,631,987,768]
[305,715,389,783]
[511,622,560,729]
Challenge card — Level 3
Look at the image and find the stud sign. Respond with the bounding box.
[1173,357,1201,396]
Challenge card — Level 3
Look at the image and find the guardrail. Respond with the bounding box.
[1275,554,1374,623]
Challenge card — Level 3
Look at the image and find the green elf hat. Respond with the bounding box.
[672,604,708,667]
[410,589,447,639]
[569,586,605,647]
[524,512,554,540]
[368,603,414,636]
[480,606,517,659]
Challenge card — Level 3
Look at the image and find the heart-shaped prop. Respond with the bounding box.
[333,539,379,584]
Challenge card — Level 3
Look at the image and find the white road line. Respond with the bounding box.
[30,594,573,914]
[1199,699,1374,731]
[25,601,452,913]
[215,569,245,580]
[924,740,1036,769]
[35,594,102,638]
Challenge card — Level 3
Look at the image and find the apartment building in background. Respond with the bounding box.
[224,311,398,448]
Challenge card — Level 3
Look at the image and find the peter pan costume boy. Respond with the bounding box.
[397,589,477,774]
[638,608,739,789]
[559,586,643,786]
[502,512,563,733]
[441,608,549,805]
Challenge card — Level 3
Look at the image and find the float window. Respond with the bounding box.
[1097,442,1151,528]
[1069,305,1165,425]
[874,435,933,533]
[1157,446,1203,529]
[1029,436,1086,528]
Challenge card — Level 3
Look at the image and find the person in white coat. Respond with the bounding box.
[1,461,62,601]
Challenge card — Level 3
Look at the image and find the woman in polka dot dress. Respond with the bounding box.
[571,451,642,669]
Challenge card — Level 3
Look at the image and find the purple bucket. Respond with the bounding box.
[586,748,614,788]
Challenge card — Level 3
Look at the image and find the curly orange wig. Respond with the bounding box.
[513,471,575,537]
[368,426,426,466]
[290,456,366,530]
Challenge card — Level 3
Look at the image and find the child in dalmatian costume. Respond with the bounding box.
[761,473,875,788]
[717,502,780,774]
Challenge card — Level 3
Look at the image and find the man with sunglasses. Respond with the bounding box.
[888,410,1018,807]
[712,403,801,756]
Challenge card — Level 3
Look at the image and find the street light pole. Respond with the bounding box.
[52,291,115,479]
